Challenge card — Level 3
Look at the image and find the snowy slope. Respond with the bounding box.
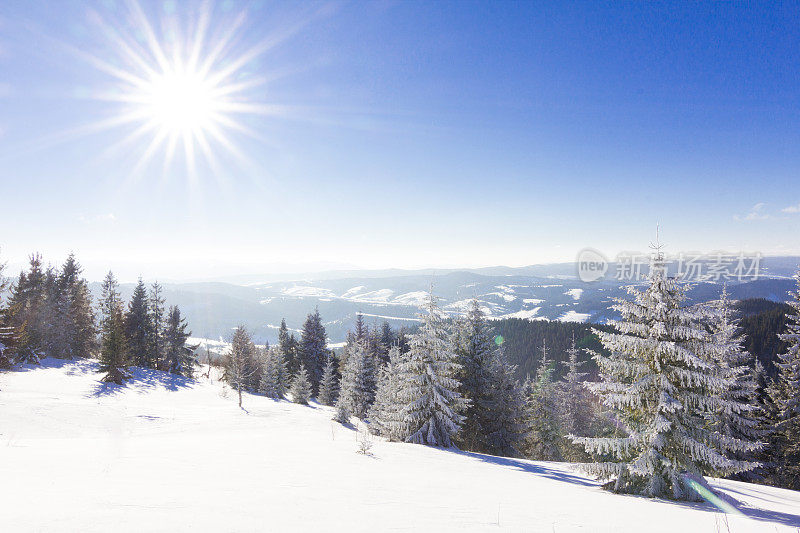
[2,360,799,533]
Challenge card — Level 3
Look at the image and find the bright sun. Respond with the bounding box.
[77,1,284,176]
[143,69,217,136]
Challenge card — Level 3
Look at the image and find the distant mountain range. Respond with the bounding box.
[90,256,800,345]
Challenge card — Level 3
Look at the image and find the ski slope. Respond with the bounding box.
[2,359,799,532]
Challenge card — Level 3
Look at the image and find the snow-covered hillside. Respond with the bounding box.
[2,360,799,532]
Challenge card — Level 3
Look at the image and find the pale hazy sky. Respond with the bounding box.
[1,1,799,281]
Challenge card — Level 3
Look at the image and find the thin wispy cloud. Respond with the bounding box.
[78,213,117,224]
[781,203,800,214]
[734,203,770,221]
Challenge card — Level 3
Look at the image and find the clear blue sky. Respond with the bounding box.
[1,0,798,281]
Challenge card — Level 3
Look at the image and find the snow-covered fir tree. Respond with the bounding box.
[125,278,152,368]
[317,354,339,406]
[704,286,764,477]
[767,269,800,489]
[368,346,408,441]
[525,339,562,461]
[147,282,166,370]
[162,306,196,378]
[453,299,494,451]
[570,247,758,500]
[454,298,515,454]
[277,318,300,376]
[482,351,526,457]
[97,271,129,384]
[290,362,312,405]
[259,345,289,399]
[336,340,372,418]
[225,326,257,408]
[299,308,327,394]
[56,254,95,359]
[399,291,465,447]
[3,254,47,364]
[0,258,15,369]
[556,333,593,461]
[377,321,394,364]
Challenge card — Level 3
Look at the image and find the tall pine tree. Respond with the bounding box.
[148,282,166,370]
[125,278,152,368]
[399,291,464,447]
[368,345,408,441]
[98,271,129,384]
[259,345,289,399]
[224,326,256,408]
[767,269,800,489]
[299,308,327,394]
[570,247,757,500]
[454,299,502,453]
[525,340,562,461]
[163,306,196,378]
[317,354,339,406]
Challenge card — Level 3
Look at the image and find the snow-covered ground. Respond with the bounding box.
[2,359,799,532]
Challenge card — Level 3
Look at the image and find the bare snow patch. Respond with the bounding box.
[282,286,337,298]
[558,310,591,323]
[499,308,543,320]
[565,289,583,301]
[393,291,429,306]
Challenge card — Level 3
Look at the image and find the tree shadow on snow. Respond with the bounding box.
[126,367,194,392]
[88,366,195,397]
[14,357,96,374]
[89,380,128,397]
[455,451,599,488]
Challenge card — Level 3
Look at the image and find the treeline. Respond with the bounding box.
[493,298,793,384]
[219,256,800,500]
[492,319,607,381]
[0,254,196,383]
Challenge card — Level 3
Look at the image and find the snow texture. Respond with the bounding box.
[2,358,799,532]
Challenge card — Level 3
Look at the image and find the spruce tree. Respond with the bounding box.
[399,291,464,447]
[299,308,328,394]
[570,248,758,499]
[556,333,593,461]
[41,266,66,359]
[368,345,407,440]
[0,258,14,369]
[147,282,166,370]
[525,340,562,461]
[3,255,47,364]
[290,362,312,405]
[259,345,289,399]
[163,306,196,378]
[378,321,394,364]
[483,351,526,457]
[767,269,800,489]
[225,326,256,408]
[454,299,497,453]
[317,354,339,406]
[57,254,95,359]
[125,278,152,368]
[336,340,372,418]
[277,319,299,376]
[706,287,764,477]
[97,271,129,384]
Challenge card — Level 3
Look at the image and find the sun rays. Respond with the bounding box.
[71,0,301,180]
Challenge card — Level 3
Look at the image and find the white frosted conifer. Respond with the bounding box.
[768,270,800,489]
[290,362,312,405]
[399,291,465,447]
[317,354,339,406]
[368,346,408,441]
[571,247,758,500]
